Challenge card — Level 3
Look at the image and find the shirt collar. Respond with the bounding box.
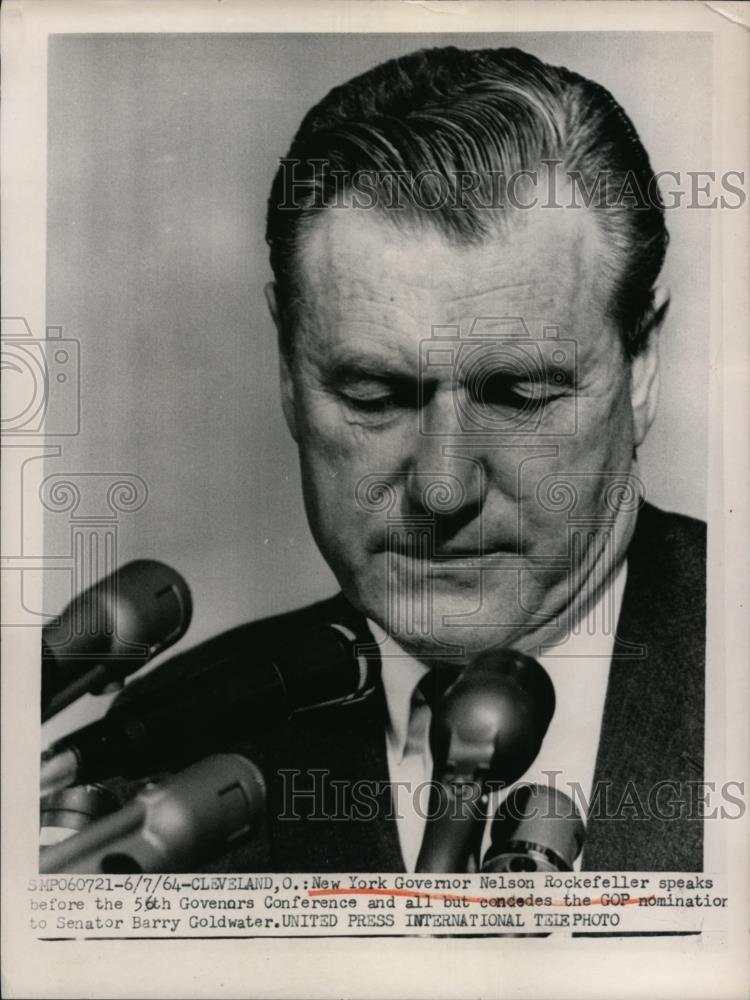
[367,618,429,764]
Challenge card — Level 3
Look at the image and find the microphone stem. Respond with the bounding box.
[415,779,487,872]
[42,664,111,722]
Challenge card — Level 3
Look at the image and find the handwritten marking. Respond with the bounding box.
[309,887,656,907]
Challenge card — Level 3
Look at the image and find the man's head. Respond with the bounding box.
[265,46,668,662]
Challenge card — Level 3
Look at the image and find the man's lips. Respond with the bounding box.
[377,541,521,560]
[367,526,523,559]
[433,541,517,557]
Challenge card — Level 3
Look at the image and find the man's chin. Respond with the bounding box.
[357,585,549,665]
[381,622,531,667]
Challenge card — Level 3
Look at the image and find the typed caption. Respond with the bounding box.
[27,872,728,938]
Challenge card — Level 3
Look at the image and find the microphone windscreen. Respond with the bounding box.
[42,559,192,709]
[429,647,555,784]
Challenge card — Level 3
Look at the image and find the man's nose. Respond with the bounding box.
[405,390,487,519]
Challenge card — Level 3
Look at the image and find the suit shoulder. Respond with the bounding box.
[624,501,706,649]
[232,592,356,644]
[631,503,705,575]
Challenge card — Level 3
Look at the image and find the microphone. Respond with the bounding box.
[40,784,121,847]
[39,754,266,873]
[416,648,555,873]
[42,560,193,720]
[41,620,379,796]
[481,784,585,872]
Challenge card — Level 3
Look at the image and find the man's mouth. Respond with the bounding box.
[434,540,517,557]
[369,527,523,561]
[383,541,520,562]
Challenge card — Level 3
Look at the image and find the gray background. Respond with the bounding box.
[44,33,710,731]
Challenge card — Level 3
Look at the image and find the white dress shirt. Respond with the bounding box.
[371,560,627,872]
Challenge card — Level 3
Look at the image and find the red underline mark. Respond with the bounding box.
[309,888,655,907]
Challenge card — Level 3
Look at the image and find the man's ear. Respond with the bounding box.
[630,287,669,447]
[264,281,298,441]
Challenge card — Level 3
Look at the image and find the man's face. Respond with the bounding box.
[270,204,658,663]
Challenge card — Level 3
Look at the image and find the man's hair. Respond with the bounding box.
[266,45,668,358]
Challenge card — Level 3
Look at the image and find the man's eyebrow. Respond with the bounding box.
[328,358,417,382]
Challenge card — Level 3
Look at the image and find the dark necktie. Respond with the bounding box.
[403,668,460,761]
[415,666,460,713]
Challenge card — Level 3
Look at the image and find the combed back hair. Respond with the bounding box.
[266,46,668,358]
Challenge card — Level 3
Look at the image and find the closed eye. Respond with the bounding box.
[338,376,420,415]
[471,372,562,410]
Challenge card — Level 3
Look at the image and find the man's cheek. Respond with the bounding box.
[577,384,634,455]
[303,409,377,464]
[303,450,376,537]
[512,442,608,551]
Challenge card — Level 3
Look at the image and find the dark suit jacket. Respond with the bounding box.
[120,502,706,873]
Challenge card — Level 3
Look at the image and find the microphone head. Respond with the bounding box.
[482,784,585,872]
[39,754,266,874]
[429,647,555,785]
[42,560,193,708]
[103,559,193,658]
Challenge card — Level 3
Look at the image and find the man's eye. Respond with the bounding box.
[342,390,397,413]
[339,379,417,416]
[471,374,554,410]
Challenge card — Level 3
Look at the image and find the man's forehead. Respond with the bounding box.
[295,203,610,339]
